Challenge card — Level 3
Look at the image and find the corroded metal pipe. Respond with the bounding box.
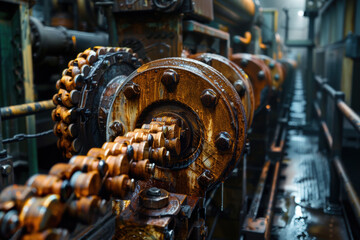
[337,100,360,134]
[0,100,55,120]
[334,156,360,226]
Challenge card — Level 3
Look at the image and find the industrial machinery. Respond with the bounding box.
[0,43,294,239]
[0,0,292,239]
[4,0,360,240]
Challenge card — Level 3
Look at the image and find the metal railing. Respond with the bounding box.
[313,75,360,226]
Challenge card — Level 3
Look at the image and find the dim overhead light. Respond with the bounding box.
[298,10,304,17]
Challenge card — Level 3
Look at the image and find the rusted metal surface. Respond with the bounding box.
[334,156,360,226]
[0,117,179,239]
[191,0,214,21]
[264,160,280,240]
[183,21,230,42]
[0,100,55,120]
[257,55,285,91]
[113,0,184,12]
[190,53,255,128]
[116,14,183,61]
[115,182,205,240]
[337,100,360,134]
[214,0,256,28]
[108,57,247,196]
[230,53,272,111]
[183,21,230,57]
[321,120,333,149]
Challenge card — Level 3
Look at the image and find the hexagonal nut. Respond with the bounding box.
[161,69,179,92]
[200,89,218,108]
[215,131,232,151]
[140,187,169,209]
[123,82,141,99]
[233,80,246,97]
[109,121,124,137]
[197,170,213,187]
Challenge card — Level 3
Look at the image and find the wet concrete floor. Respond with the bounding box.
[272,72,349,240]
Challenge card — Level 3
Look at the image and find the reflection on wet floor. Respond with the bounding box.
[272,72,349,240]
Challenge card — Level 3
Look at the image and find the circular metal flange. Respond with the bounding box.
[190,53,255,128]
[230,53,272,112]
[257,55,285,91]
[107,57,247,196]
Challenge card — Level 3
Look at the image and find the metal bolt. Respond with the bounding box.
[241,58,248,67]
[201,56,212,65]
[274,73,280,81]
[197,170,213,187]
[141,188,169,209]
[269,62,275,69]
[110,121,124,137]
[233,80,246,97]
[258,70,265,80]
[161,69,179,92]
[200,89,218,108]
[123,82,140,99]
[215,131,232,151]
[1,164,12,176]
[146,187,161,197]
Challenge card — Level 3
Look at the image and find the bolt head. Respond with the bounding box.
[274,73,280,81]
[140,188,169,209]
[110,121,124,137]
[269,62,275,69]
[233,80,246,97]
[241,58,249,67]
[200,89,218,108]
[161,69,179,92]
[123,82,141,99]
[215,131,232,151]
[147,187,161,197]
[258,70,265,80]
[197,170,213,187]
[201,56,212,65]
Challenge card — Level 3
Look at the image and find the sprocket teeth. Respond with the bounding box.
[53,46,143,158]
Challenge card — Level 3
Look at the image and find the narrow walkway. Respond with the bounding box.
[271,72,349,240]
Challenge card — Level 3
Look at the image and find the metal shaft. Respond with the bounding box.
[0,100,55,120]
